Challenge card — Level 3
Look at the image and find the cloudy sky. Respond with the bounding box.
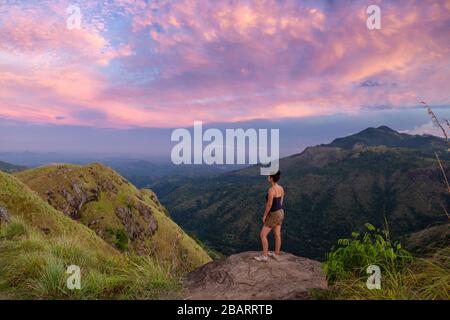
[0,0,449,157]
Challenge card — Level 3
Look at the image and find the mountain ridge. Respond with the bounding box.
[328,125,447,150]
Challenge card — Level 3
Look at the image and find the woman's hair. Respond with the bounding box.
[270,170,281,183]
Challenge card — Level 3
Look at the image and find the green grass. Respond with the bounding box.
[0,217,180,299]
[0,169,208,299]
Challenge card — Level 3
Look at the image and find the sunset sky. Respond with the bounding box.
[0,0,449,156]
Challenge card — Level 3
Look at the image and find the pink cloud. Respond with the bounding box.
[0,0,449,128]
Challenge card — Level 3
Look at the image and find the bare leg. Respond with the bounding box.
[260,226,272,257]
[273,225,282,255]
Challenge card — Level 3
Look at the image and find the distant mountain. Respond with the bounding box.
[0,153,247,188]
[155,126,450,260]
[0,160,26,173]
[328,126,448,150]
[104,159,246,189]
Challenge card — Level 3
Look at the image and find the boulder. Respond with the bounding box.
[184,251,327,300]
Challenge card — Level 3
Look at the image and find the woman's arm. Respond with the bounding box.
[263,189,274,222]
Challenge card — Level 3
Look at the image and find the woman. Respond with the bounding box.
[254,170,284,262]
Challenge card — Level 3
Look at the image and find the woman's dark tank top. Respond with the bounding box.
[266,192,283,212]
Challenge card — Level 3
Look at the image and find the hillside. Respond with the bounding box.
[0,170,131,298]
[0,164,211,299]
[0,160,26,173]
[405,223,450,254]
[14,163,211,272]
[154,126,450,260]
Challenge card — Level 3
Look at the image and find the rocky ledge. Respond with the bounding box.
[184,251,328,300]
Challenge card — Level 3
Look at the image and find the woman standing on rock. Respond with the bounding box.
[255,170,284,262]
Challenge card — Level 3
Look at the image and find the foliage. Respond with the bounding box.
[105,228,129,251]
[324,223,412,284]
[321,224,449,300]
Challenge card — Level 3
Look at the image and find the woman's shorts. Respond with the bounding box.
[264,209,284,228]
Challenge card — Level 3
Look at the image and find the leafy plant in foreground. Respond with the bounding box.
[324,222,412,284]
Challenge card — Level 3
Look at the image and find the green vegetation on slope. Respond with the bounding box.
[0,171,180,299]
[404,223,450,255]
[324,223,413,284]
[139,189,213,272]
[321,225,449,300]
[0,167,210,299]
[14,163,211,273]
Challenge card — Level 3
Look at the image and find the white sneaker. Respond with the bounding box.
[268,251,281,261]
[254,255,268,262]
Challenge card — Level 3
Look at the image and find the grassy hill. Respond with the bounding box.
[14,163,210,272]
[0,165,211,299]
[154,126,450,260]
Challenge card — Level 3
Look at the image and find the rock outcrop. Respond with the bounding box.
[184,251,327,300]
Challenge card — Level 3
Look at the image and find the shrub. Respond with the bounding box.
[324,223,412,284]
[105,228,129,251]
